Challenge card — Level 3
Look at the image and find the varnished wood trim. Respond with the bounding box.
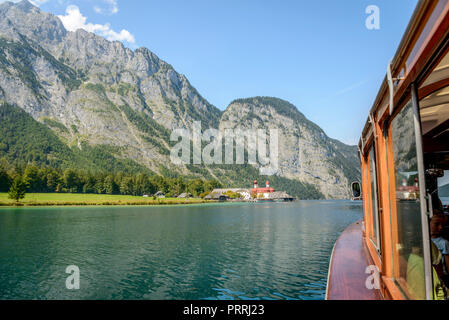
[325,241,337,300]
[419,77,449,99]
[326,221,384,300]
[383,277,406,300]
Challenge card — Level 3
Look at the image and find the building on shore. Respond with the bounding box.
[251,180,275,199]
[204,181,295,202]
[267,191,295,202]
[204,188,252,201]
[154,191,165,198]
[251,181,294,202]
[177,193,193,198]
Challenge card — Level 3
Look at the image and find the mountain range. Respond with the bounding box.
[0,0,360,199]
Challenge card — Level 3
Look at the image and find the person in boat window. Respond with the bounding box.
[431,241,448,300]
[406,240,447,300]
[431,195,449,240]
[431,214,449,287]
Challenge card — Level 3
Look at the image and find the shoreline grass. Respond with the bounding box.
[0,193,213,207]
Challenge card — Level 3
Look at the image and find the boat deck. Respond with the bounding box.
[326,220,383,300]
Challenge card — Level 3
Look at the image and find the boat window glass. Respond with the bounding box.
[438,171,449,213]
[369,146,381,251]
[421,85,449,298]
[438,171,449,196]
[421,84,449,214]
[390,100,426,300]
[420,49,449,88]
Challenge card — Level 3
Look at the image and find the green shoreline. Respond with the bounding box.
[0,193,219,208]
[0,201,217,208]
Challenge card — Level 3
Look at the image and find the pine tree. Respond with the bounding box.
[0,168,11,192]
[8,177,27,202]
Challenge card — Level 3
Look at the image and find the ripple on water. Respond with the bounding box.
[0,201,361,300]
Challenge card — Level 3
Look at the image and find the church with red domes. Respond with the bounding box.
[251,180,275,197]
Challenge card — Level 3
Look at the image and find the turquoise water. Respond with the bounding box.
[0,201,361,300]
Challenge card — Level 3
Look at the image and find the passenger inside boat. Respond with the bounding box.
[430,214,449,285]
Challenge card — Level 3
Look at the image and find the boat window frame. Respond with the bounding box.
[357,0,449,300]
[367,144,382,254]
[379,39,449,301]
[361,148,371,239]
[384,87,433,300]
[418,82,449,299]
[418,40,449,97]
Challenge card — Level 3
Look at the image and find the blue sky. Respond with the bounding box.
[13,0,418,145]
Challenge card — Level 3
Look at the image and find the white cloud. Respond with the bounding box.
[57,5,135,44]
[93,0,118,15]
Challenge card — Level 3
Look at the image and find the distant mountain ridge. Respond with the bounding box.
[220,97,360,198]
[0,0,360,199]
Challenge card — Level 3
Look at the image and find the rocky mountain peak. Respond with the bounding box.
[14,0,37,12]
[0,0,66,45]
[220,97,359,198]
[0,2,359,199]
[0,0,37,12]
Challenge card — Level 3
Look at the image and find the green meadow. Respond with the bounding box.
[0,193,209,207]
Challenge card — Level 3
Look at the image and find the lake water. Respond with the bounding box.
[0,201,361,300]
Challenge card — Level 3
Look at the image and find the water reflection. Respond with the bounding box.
[0,201,361,300]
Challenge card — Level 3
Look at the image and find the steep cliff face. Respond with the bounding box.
[0,1,221,127]
[0,1,360,199]
[220,97,360,198]
[0,0,220,172]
